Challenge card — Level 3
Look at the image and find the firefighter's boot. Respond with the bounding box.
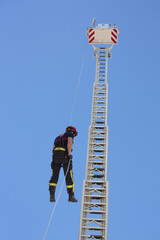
[49,186,56,202]
[68,188,78,202]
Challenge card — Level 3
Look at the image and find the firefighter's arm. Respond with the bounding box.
[67,137,73,156]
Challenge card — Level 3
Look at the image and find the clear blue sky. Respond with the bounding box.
[0,0,160,239]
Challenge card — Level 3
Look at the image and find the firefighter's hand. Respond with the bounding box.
[68,155,73,160]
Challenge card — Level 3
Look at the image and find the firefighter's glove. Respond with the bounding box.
[68,155,73,161]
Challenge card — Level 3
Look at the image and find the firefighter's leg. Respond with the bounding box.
[49,163,61,202]
[63,160,78,202]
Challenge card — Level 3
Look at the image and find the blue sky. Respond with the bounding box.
[0,0,160,239]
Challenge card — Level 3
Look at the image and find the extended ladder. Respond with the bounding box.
[79,48,110,240]
[79,20,119,240]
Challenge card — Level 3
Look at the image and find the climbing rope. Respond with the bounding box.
[43,159,71,240]
[43,43,87,240]
[69,42,87,125]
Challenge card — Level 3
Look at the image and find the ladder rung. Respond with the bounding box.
[86,181,105,185]
[82,226,105,230]
[88,161,105,164]
[88,162,104,165]
[93,174,104,178]
[92,125,105,128]
[97,100,105,103]
[88,155,105,157]
[84,194,106,199]
[84,193,106,197]
[88,159,105,162]
[84,188,106,192]
[90,137,104,140]
[84,194,106,197]
[93,150,104,153]
[82,218,106,222]
[93,106,105,109]
[91,144,105,147]
[97,101,105,105]
[81,235,104,239]
[88,167,105,170]
[83,210,106,214]
[86,180,106,183]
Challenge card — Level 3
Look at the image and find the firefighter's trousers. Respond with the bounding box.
[49,160,75,192]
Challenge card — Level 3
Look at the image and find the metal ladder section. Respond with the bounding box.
[79,48,110,240]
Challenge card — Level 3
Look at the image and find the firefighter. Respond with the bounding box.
[49,126,78,202]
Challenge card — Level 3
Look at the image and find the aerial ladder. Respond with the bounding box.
[78,19,119,240]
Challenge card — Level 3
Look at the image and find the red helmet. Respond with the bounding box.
[66,126,78,137]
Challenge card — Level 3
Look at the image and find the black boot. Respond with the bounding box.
[49,186,56,202]
[68,188,78,202]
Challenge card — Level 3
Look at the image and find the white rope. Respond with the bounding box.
[43,42,87,240]
[43,160,71,240]
[69,43,87,125]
